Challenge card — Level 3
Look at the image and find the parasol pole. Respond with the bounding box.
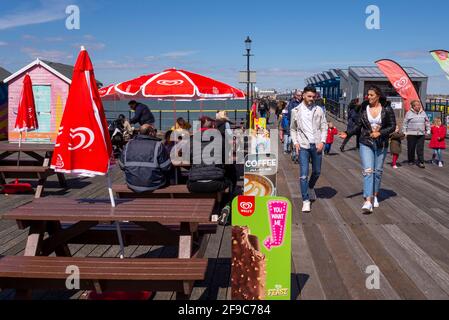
[107,172,125,259]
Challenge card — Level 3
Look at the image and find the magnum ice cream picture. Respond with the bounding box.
[244,154,277,197]
[232,196,292,300]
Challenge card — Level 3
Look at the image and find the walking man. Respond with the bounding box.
[290,86,328,213]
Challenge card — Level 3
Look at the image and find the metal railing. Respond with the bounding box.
[106,108,248,131]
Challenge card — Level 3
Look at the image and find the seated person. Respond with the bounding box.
[128,100,155,126]
[171,117,192,131]
[187,116,231,194]
[119,124,171,192]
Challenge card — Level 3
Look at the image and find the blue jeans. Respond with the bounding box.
[324,143,332,154]
[283,134,291,153]
[299,144,322,201]
[359,144,387,199]
[433,149,443,162]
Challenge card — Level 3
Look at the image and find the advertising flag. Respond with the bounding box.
[375,59,421,112]
[430,50,449,80]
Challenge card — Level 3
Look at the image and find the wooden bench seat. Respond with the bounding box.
[0,166,51,173]
[112,184,228,221]
[0,256,208,299]
[112,184,218,199]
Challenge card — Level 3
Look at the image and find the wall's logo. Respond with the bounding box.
[393,76,409,90]
[238,196,256,217]
[157,80,184,86]
[436,50,448,61]
[68,127,95,151]
[365,5,381,30]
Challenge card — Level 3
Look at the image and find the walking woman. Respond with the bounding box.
[340,86,396,213]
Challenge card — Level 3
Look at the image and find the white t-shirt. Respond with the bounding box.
[367,108,382,131]
[301,103,316,144]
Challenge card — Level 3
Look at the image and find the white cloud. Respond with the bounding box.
[0,1,71,30]
[392,50,429,59]
[0,41,8,46]
[95,60,149,70]
[160,50,198,59]
[21,47,73,62]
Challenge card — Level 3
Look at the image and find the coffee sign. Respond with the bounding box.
[244,154,277,197]
[231,196,292,300]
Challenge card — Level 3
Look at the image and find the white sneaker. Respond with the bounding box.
[392,165,398,169]
[439,162,444,168]
[362,201,373,213]
[302,201,311,213]
[373,197,380,208]
[308,188,317,202]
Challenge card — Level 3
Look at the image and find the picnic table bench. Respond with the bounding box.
[0,197,216,299]
[0,142,66,198]
[112,183,228,221]
[0,256,208,300]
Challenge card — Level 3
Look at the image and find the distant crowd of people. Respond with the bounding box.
[111,89,446,218]
[277,86,446,214]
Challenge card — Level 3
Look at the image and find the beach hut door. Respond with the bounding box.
[30,85,51,143]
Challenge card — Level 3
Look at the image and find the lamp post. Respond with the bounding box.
[244,36,252,128]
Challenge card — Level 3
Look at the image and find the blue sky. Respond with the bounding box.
[1,0,449,93]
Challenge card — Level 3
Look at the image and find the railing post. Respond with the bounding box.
[235,109,237,124]
[187,110,190,124]
[159,110,162,130]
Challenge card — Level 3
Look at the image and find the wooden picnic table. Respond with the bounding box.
[2,197,216,259]
[0,142,66,198]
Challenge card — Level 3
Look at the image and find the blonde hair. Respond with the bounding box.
[433,117,442,126]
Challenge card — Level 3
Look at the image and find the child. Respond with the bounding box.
[324,122,339,155]
[280,107,291,154]
[429,117,447,167]
[390,125,405,169]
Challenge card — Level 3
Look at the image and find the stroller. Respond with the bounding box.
[109,119,126,158]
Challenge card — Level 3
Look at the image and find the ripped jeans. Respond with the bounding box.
[299,144,322,201]
[359,144,388,199]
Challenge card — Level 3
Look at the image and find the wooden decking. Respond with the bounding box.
[1,119,449,299]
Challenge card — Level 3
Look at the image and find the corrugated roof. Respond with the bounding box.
[0,67,11,82]
[349,66,427,79]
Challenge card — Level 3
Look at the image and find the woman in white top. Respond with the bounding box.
[340,86,396,213]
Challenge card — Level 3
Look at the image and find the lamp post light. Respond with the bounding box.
[244,36,252,128]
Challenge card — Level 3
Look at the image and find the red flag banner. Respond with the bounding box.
[375,59,421,112]
[51,47,112,176]
[15,74,38,132]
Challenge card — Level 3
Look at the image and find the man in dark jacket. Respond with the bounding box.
[340,99,361,152]
[119,124,171,192]
[129,100,155,126]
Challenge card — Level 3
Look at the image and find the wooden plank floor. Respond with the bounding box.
[1,115,449,299]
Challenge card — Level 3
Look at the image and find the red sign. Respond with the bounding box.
[237,196,256,217]
[376,59,421,112]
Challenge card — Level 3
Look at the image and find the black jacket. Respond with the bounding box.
[347,105,361,132]
[188,129,225,182]
[347,101,396,149]
[130,103,155,126]
[119,135,171,192]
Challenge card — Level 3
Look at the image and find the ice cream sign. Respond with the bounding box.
[264,200,287,250]
[232,196,292,300]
